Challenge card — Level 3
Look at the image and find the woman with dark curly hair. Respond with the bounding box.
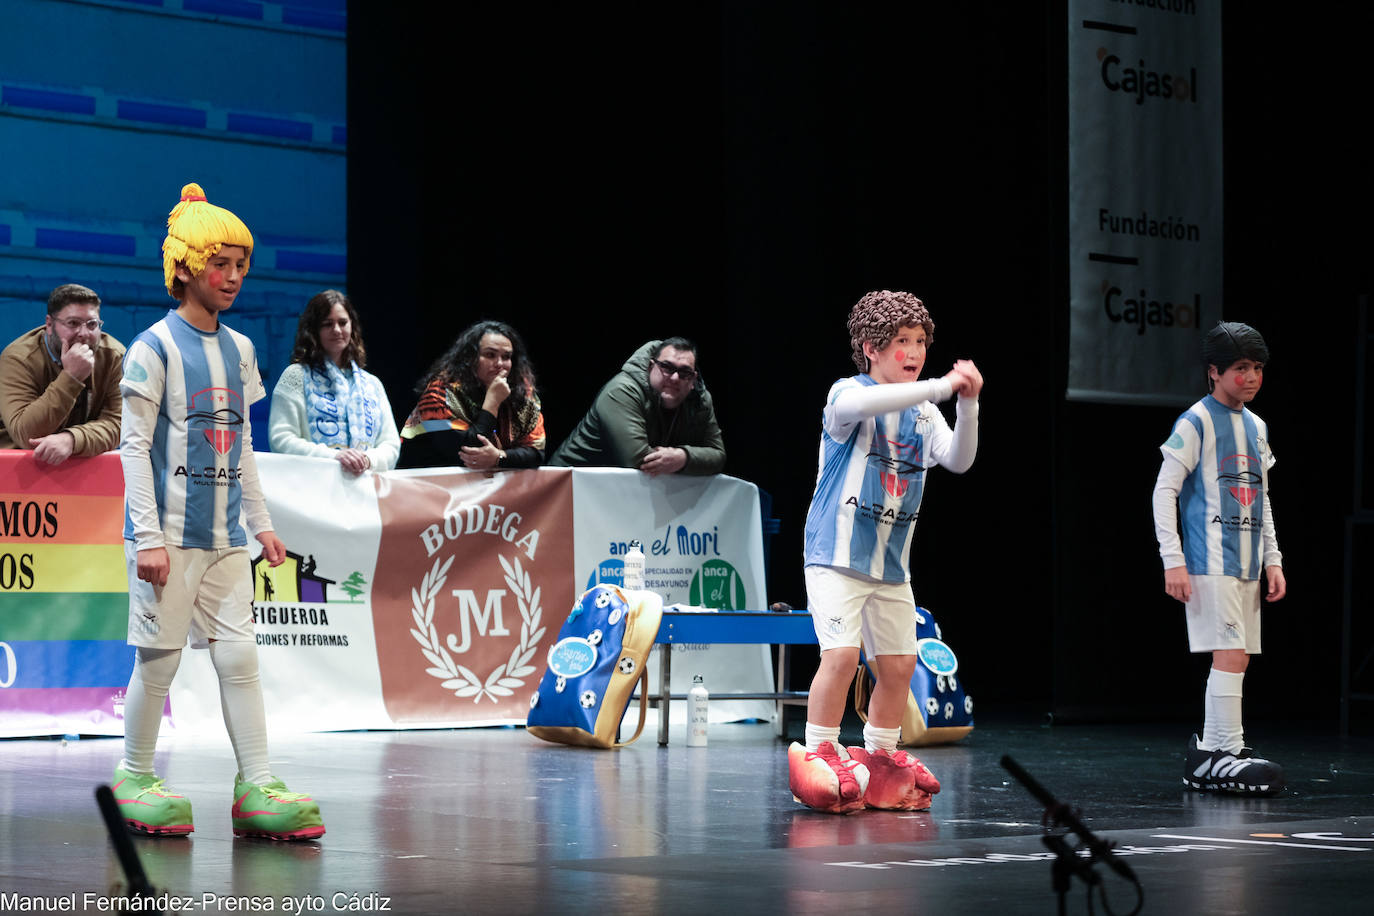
[268,289,400,473]
[397,320,545,469]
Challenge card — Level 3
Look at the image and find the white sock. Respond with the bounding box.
[1200,674,1216,748]
[210,640,272,784]
[864,722,900,755]
[805,722,841,752]
[121,647,182,775]
[1200,668,1245,754]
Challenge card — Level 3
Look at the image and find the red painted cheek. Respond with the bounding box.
[1234,374,1246,386]
[893,350,906,363]
[207,269,224,287]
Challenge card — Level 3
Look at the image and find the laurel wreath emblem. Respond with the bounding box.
[409,553,545,703]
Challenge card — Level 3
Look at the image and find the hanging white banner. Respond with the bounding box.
[1067,0,1223,404]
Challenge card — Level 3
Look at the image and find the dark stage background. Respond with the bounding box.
[347,3,1373,725]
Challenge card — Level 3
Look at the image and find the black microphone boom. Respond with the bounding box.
[999,754,1139,886]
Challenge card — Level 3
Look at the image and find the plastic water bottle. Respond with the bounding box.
[687,675,709,746]
[624,540,645,590]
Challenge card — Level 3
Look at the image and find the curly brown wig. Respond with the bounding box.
[847,290,934,372]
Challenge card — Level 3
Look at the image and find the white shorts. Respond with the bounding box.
[1184,574,1262,654]
[126,542,256,650]
[804,564,917,655]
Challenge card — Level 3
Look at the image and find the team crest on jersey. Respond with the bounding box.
[187,386,244,455]
[869,436,923,498]
[1217,453,1261,507]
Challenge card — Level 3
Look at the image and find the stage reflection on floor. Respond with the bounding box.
[2,716,1372,914]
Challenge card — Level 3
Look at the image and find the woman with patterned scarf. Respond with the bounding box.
[397,319,546,469]
[268,289,400,472]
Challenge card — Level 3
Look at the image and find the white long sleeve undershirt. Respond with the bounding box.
[831,377,979,473]
[119,393,164,551]
[831,377,954,425]
[236,419,274,540]
[934,396,980,474]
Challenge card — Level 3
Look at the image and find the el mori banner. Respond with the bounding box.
[569,468,772,723]
[2,451,773,735]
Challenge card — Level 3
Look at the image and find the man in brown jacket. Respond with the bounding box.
[0,283,125,464]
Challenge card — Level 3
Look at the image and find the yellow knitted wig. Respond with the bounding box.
[162,183,254,299]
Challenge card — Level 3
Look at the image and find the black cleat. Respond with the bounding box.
[1184,734,1284,795]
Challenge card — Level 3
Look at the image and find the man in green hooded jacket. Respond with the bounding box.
[550,337,726,476]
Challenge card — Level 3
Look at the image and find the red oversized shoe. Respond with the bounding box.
[847,746,940,810]
[788,741,870,814]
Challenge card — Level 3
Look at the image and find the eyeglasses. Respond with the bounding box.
[56,318,103,332]
[653,359,697,381]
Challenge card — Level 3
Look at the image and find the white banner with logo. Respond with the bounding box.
[570,468,773,723]
[169,454,393,733]
[168,457,773,734]
[1067,1,1222,404]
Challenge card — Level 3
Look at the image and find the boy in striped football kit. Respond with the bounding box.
[112,184,324,839]
[789,290,982,813]
[1152,321,1286,795]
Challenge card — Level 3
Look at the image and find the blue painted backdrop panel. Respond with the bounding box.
[0,0,348,454]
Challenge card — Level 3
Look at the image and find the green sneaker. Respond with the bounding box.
[112,766,194,836]
[231,775,325,840]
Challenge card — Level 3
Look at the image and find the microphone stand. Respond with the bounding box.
[94,785,165,915]
[1000,755,1143,916]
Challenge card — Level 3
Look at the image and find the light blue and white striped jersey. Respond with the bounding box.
[120,311,266,549]
[1159,395,1275,579]
[803,375,956,583]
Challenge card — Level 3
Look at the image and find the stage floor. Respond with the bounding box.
[2,714,1372,915]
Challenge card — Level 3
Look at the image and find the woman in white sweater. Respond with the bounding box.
[268,290,399,473]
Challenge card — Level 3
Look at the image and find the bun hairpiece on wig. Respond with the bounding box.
[162,182,254,297]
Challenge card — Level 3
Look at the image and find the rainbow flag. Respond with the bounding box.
[0,452,136,737]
